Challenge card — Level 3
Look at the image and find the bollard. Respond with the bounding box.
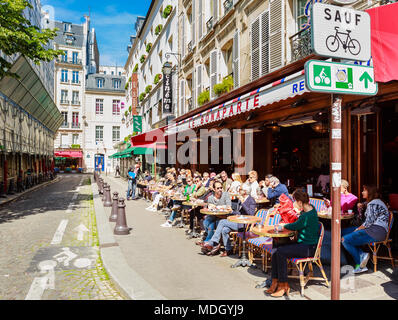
[102,183,108,202]
[103,184,112,207]
[109,192,119,222]
[114,198,130,235]
[99,179,104,195]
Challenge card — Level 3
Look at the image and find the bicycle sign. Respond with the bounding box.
[311,2,371,61]
[305,60,378,95]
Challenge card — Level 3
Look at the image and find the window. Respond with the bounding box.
[119,72,121,76]
[112,126,120,143]
[61,90,68,103]
[72,71,79,84]
[112,100,121,115]
[61,69,68,82]
[111,71,114,75]
[72,112,79,128]
[62,51,68,62]
[72,134,79,145]
[61,134,69,146]
[64,23,71,32]
[96,99,104,115]
[72,52,78,63]
[296,0,308,31]
[97,78,105,88]
[96,126,104,142]
[61,112,68,127]
[72,91,79,104]
[113,79,121,89]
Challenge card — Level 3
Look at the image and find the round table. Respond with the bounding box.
[317,212,355,220]
[256,198,271,209]
[171,196,187,228]
[227,215,262,268]
[182,201,206,238]
[251,225,296,289]
[200,208,233,217]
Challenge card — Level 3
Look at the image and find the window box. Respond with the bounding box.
[146,43,153,53]
[163,5,173,19]
[154,73,162,85]
[155,24,163,35]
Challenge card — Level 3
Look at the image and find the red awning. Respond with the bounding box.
[55,151,83,158]
[131,126,168,149]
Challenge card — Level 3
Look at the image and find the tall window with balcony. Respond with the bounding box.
[62,51,68,62]
[291,0,312,62]
[61,90,68,104]
[72,112,79,128]
[112,126,120,143]
[72,91,79,105]
[112,100,121,115]
[97,78,105,88]
[61,112,68,128]
[72,52,79,64]
[61,69,68,82]
[96,126,104,143]
[72,71,79,84]
[96,99,104,115]
[113,79,121,89]
[72,134,79,146]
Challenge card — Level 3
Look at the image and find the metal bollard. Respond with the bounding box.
[114,198,130,235]
[103,184,112,207]
[99,179,104,195]
[109,192,119,222]
[102,183,108,202]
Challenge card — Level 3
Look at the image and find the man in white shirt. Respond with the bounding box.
[243,170,260,200]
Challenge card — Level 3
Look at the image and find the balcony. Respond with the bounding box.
[60,100,69,105]
[187,97,193,111]
[206,17,214,33]
[60,122,69,129]
[71,80,81,85]
[71,123,81,129]
[223,0,234,15]
[290,28,313,63]
[60,79,70,84]
[71,100,81,106]
[57,58,82,66]
[188,41,193,54]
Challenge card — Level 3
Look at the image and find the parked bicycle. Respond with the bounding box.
[326,27,361,56]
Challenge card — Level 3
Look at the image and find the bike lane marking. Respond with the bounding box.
[50,220,69,245]
[25,276,49,300]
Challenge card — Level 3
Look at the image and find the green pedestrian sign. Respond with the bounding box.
[305,60,378,96]
[133,115,142,133]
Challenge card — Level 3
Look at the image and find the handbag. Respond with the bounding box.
[277,193,299,224]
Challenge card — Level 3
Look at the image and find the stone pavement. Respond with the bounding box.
[95,174,398,301]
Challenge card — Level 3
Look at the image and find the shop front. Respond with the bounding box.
[54,150,83,173]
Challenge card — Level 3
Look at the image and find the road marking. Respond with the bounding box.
[25,276,48,300]
[74,224,89,241]
[51,220,69,245]
[72,193,78,201]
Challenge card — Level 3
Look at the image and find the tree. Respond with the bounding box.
[0,0,63,79]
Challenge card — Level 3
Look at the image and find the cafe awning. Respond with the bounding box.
[54,151,83,158]
[131,127,168,148]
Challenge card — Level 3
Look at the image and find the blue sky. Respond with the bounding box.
[41,0,152,67]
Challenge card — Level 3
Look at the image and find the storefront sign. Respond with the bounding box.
[165,70,308,135]
[133,115,143,133]
[163,73,173,114]
[305,60,377,95]
[311,2,371,61]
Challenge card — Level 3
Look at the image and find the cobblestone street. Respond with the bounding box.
[0,174,124,300]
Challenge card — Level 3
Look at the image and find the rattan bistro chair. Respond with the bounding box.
[368,211,395,272]
[288,222,329,297]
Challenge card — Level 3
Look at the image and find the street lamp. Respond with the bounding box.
[162,61,173,75]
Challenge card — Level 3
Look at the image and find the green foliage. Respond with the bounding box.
[198,90,210,106]
[146,43,152,53]
[124,110,128,117]
[140,55,146,63]
[139,92,146,102]
[155,24,163,35]
[129,105,132,113]
[163,5,173,18]
[71,144,81,149]
[213,75,234,96]
[145,85,152,94]
[133,63,138,73]
[124,82,129,90]
[0,0,64,79]
[154,73,162,85]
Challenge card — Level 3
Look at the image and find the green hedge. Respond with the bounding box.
[154,73,162,85]
[198,90,210,106]
[155,24,163,35]
[145,85,152,94]
[133,63,138,73]
[140,55,146,63]
[213,75,234,96]
[139,93,146,102]
[163,5,173,18]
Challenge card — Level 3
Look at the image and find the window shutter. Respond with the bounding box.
[196,65,202,107]
[210,50,218,100]
[269,0,284,71]
[180,80,186,115]
[192,70,195,110]
[192,0,196,47]
[261,11,270,76]
[233,30,240,88]
[198,0,203,39]
[181,14,186,58]
[213,0,218,22]
[251,17,260,81]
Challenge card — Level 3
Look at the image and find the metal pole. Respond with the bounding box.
[330,92,342,300]
[154,142,157,182]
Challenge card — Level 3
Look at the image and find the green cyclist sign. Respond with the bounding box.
[133,115,142,133]
[305,60,378,95]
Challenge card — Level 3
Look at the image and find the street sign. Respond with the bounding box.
[133,115,142,133]
[311,2,371,61]
[305,60,378,95]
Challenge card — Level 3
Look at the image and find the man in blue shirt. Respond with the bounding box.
[267,176,290,205]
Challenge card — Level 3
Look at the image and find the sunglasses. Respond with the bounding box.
[215,187,223,190]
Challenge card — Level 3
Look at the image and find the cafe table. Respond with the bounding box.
[227,215,262,268]
[256,197,271,209]
[171,196,189,228]
[251,225,296,289]
[317,211,355,229]
[199,208,233,217]
[182,201,206,238]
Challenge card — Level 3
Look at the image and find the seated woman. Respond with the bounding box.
[201,184,256,257]
[160,177,196,227]
[146,173,174,212]
[243,170,260,200]
[266,189,320,298]
[228,173,242,194]
[267,176,290,206]
[341,185,390,274]
[340,179,358,212]
[187,177,207,238]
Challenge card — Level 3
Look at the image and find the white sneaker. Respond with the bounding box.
[353,266,368,274]
[360,252,370,269]
[160,222,172,228]
[145,206,154,211]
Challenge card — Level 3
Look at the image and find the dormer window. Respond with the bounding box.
[97,78,105,88]
[65,35,75,44]
[64,22,72,33]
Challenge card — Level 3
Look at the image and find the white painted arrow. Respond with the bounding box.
[74,224,89,241]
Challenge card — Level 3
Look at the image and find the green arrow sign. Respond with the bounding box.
[305,60,377,96]
[359,71,373,89]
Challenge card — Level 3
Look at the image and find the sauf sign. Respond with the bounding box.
[311,2,371,61]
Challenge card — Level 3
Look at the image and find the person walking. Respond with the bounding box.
[115,164,121,177]
[126,167,135,201]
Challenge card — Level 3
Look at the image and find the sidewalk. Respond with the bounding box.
[94,175,398,300]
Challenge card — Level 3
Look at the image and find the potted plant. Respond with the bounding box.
[154,73,162,85]
[198,90,210,106]
[146,43,152,53]
[140,55,146,63]
[139,92,146,102]
[124,110,129,117]
[213,75,234,96]
[155,24,163,35]
[129,106,132,113]
[133,63,139,73]
[163,5,173,18]
[145,85,152,94]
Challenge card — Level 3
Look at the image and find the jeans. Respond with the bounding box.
[271,243,317,282]
[126,180,133,199]
[131,181,137,198]
[209,219,239,251]
[341,227,375,265]
[203,216,217,242]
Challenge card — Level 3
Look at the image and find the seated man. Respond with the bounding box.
[267,176,290,206]
[187,177,207,238]
[197,181,231,245]
[201,184,256,257]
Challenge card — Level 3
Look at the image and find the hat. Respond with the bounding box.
[210,172,217,178]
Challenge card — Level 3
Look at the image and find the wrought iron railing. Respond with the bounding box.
[188,40,193,54]
[60,100,69,105]
[71,123,81,129]
[187,97,193,111]
[290,28,313,62]
[60,122,69,129]
[206,17,214,33]
[57,58,82,65]
[71,100,81,106]
[224,0,234,14]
